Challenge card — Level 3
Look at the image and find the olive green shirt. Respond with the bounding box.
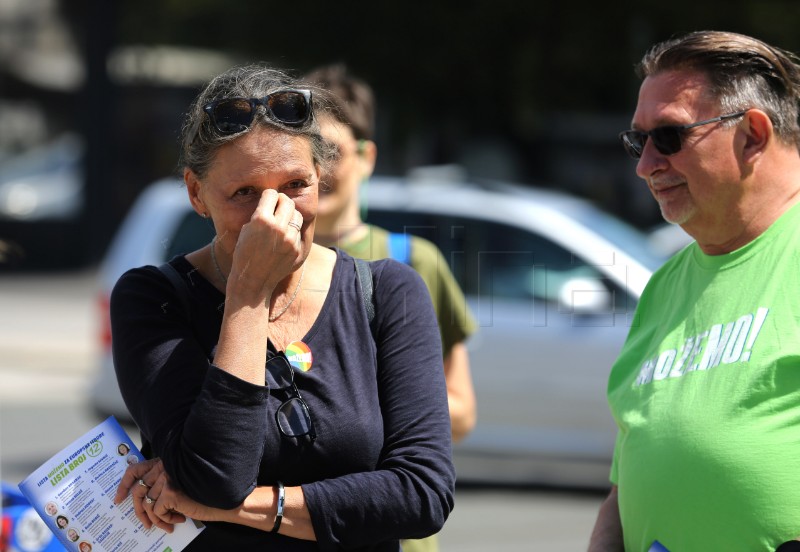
[340,224,477,357]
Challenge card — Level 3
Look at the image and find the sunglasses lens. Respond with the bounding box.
[267,91,311,125]
[210,99,256,133]
[650,127,683,156]
[621,131,645,159]
[277,397,314,437]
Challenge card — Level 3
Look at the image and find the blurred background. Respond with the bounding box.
[2,1,800,550]
[3,0,799,270]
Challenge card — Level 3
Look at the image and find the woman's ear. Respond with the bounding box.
[184,168,208,218]
[741,109,772,164]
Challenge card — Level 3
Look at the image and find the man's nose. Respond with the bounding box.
[635,139,668,179]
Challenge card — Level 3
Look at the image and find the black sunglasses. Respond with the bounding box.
[202,89,312,135]
[266,352,316,442]
[619,111,747,159]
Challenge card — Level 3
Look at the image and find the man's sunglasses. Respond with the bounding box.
[619,111,747,159]
[202,89,312,135]
[266,352,316,443]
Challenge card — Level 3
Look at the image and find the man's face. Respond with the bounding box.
[632,70,743,233]
[317,116,370,222]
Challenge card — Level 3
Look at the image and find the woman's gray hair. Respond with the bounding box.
[637,31,800,149]
[179,64,338,178]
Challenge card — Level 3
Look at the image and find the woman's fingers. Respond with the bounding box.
[141,471,171,528]
[113,457,186,532]
[114,458,160,504]
[152,481,188,526]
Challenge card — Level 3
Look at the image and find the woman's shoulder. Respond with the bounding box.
[111,255,213,308]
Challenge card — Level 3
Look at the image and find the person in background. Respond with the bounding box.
[589,30,800,551]
[303,63,478,443]
[112,63,455,551]
[303,63,477,552]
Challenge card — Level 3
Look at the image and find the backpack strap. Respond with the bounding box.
[354,257,375,326]
[137,262,195,458]
[156,262,192,318]
[387,232,411,265]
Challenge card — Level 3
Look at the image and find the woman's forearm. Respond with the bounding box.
[217,485,316,541]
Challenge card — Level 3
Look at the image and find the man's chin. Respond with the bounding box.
[316,201,338,220]
[659,204,694,226]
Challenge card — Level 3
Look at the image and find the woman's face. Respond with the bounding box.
[187,126,320,263]
[79,543,91,552]
[57,517,67,528]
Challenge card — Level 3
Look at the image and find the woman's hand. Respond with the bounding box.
[229,189,305,297]
[114,457,217,532]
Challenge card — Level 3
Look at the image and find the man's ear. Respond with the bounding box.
[184,168,208,217]
[741,109,772,163]
[358,139,377,178]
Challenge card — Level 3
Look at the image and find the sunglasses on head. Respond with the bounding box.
[619,110,747,159]
[202,89,312,135]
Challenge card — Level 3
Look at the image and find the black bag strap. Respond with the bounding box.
[141,262,193,460]
[354,258,376,327]
[157,262,192,319]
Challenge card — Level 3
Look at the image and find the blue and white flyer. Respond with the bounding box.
[17,416,204,552]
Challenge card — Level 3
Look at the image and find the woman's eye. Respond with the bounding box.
[286,180,308,190]
[233,187,255,197]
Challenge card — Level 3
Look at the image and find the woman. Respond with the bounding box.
[111,64,454,551]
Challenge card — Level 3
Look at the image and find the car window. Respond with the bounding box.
[366,209,633,310]
[164,211,216,261]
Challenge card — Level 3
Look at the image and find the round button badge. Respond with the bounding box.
[286,341,313,372]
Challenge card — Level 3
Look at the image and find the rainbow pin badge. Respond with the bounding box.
[286,341,313,372]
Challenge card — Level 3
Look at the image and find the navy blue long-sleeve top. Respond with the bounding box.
[110,250,455,551]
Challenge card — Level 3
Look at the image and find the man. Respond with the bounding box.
[589,31,800,551]
[304,64,478,552]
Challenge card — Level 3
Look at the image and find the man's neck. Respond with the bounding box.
[314,221,367,247]
[692,150,800,254]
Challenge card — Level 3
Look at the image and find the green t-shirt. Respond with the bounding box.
[338,225,477,356]
[608,202,800,551]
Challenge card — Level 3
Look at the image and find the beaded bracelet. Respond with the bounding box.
[271,481,285,533]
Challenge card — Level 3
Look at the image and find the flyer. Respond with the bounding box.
[17,416,204,552]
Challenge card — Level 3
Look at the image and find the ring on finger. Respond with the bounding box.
[137,479,151,489]
[145,495,155,505]
[288,220,302,231]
